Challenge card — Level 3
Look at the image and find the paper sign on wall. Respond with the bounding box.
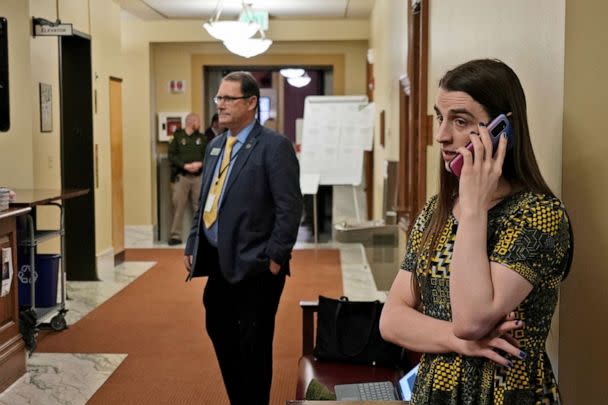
[169,80,186,94]
[300,96,370,186]
[1,247,13,297]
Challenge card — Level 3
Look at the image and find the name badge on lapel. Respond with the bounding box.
[210,148,221,156]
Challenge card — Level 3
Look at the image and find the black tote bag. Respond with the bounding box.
[313,295,406,367]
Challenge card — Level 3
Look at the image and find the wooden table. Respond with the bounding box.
[11,188,95,283]
[10,188,89,206]
[0,206,31,392]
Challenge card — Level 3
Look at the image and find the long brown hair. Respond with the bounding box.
[411,59,554,306]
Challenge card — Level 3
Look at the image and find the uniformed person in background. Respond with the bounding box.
[168,112,206,245]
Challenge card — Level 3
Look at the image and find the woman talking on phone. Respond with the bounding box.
[380,59,572,405]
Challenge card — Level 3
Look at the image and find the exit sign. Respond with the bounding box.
[240,10,269,31]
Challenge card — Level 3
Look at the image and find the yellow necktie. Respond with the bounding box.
[203,136,238,228]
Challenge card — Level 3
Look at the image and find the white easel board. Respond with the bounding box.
[299,173,320,196]
[300,96,372,186]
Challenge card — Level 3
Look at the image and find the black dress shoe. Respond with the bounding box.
[168,238,182,246]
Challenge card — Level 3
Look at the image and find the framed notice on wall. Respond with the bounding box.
[157,112,188,142]
[39,82,52,132]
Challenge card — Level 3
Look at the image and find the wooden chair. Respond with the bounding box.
[295,300,419,400]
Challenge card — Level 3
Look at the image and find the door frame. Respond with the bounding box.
[396,0,431,229]
[109,76,125,265]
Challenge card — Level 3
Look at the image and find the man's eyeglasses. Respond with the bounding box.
[213,95,251,105]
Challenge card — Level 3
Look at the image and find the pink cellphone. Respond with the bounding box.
[448,113,513,177]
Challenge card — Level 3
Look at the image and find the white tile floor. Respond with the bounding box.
[0,354,127,405]
[0,259,155,405]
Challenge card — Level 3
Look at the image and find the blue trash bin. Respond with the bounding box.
[18,253,60,308]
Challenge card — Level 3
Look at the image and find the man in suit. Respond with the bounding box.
[184,71,302,405]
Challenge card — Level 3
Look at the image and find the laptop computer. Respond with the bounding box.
[334,363,419,401]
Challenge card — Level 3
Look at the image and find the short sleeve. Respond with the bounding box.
[401,196,438,273]
[489,196,571,286]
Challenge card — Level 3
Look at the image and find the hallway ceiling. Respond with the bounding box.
[118,0,374,20]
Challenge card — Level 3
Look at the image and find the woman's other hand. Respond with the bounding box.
[452,312,525,368]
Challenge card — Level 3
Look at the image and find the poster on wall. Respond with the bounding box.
[1,247,13,297]
[39,82,52,132]
[169,80,186,94]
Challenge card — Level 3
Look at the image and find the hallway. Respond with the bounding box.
[0,241,385,405]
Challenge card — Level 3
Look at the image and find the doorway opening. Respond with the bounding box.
[59,33,97,280]
[208,67,334,243]
[155,66,334,244]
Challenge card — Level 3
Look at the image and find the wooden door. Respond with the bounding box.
[396,0,431,229]
[110,78,125,263]
[364,60,374,220]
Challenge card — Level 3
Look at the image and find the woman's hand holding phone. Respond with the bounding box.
[448,114,512,177]
[456,120,509,216]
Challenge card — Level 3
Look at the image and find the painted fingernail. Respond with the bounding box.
[507,361,513,368]
[515,320,521,326]
[502,133,507,139]
[479,122,486,127]
[519,351,527,359]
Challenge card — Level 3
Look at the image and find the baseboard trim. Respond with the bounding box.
[114,250,125,266]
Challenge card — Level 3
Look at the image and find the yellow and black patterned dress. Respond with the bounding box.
[401,191,571,405]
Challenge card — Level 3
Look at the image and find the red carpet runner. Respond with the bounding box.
[38,248,343,405]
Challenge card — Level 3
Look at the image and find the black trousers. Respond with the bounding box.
[203,265,286,405]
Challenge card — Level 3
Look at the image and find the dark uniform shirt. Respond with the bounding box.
[168,129,207,182]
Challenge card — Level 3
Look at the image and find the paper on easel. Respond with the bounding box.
[301,96,369,186]
[300,173,320,195]
[1,247,13,297]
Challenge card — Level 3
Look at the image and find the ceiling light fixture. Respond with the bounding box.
[287,73,312,88]
[223,37,273,59]
[203,0,273,58]
[279,68,306,79]
[203,20,260,42]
